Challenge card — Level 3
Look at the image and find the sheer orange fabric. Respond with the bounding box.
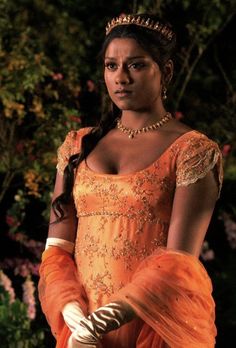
[38,247,88,339]
[38,128,222,347]
[113,248,216,348]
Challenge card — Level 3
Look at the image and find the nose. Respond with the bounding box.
[115,66,131,85]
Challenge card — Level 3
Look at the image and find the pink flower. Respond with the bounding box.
[201,241,215,261]
[1,257,40,277]
[22,277,36,320]
[202,249,215,261]
[16,264,29,277]
[174,111,184,120]
[86,79,96,92]
[16,142,24,153]
[11,232,26,242]
[220,212,236,249]
[0,270,15,303]
[6,215,20,227]
[52,73,64,80]
[28,155,36,161]
[221,144,232,157]
[69,115,81,123]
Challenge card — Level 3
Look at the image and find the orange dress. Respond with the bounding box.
[39,127,223,348]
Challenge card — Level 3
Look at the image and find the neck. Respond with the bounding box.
[121,108,167,130]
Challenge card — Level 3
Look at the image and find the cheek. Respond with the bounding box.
[139,76,162,103]
[144,73,161,93]
[104,72,113,90]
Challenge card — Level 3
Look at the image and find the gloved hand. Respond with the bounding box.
[68,314,100,347]
[63,301,99,347]
[88,301,135,334]
[67,327,98,348]
[62,301,85,332]
[68,301,135,347]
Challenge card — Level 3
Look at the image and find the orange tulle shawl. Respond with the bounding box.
[38,247,88,346]
[38,247,216,348]
[114,248,217,348]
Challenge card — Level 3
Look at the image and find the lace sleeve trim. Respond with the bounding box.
[56,131,77,176]
[56,128,92,176]
[176,146,223,198]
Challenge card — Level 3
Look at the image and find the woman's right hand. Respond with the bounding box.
[67,316,100,347]
[67,334,98,348]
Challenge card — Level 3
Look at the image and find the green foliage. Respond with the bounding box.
[0,0,235,346]
[0,285,44,348]
[0,0,89,212]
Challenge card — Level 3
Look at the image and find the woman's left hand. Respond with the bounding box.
[67,333,98,348]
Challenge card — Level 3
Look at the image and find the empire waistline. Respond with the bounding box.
[77,210,169,226]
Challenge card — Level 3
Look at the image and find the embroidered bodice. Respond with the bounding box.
[57,128,223,312]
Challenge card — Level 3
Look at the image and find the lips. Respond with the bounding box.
[114,89,132,97]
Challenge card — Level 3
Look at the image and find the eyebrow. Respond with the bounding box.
[104,56,147,60]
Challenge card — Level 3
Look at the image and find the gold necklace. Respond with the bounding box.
[116,112,173,139]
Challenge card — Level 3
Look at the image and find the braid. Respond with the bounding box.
[52,103,120,222]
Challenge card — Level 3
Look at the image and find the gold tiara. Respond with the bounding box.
[105,14,174,41]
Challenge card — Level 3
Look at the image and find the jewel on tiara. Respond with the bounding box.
[105,14,174,41]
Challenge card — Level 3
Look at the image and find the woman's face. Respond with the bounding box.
[104,38,163,112]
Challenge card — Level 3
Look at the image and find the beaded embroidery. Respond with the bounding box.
[57,128,223,310]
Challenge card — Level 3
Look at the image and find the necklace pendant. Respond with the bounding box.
[116,113,172,139]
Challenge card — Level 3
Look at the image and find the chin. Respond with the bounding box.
[115,101,140,111]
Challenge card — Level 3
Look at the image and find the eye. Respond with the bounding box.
[104,62,117,71]
[129,62,146,70]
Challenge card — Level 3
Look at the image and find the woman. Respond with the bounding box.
[39,13,223,348]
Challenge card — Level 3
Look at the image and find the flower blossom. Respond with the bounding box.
[0,257,40,277]
[221,144,232,157]
[174,111,184,120]
[200,241,215,261]
[6,215,20,227]
[0,270,15,303]
[69,115,81,123]
[52,72,64,80]
[22,276,36,320]
[221,212,236,249]
[15,142,24,154]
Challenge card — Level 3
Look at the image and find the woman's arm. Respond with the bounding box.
[48,172,78,242]
[39,174,87,340]
[167,169,219,257]
[45,171,78,254]
[47,127,90,242]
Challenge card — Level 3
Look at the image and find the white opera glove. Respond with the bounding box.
[67,327,99,348]
[62,301,85,332]
[68,314,101,348]
[62,301,97,348]
[45,237,75,254]
[68,301,135,348]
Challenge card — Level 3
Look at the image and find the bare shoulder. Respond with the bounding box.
[164,118,192,136]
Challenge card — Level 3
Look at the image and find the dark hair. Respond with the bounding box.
[52,14,177,221]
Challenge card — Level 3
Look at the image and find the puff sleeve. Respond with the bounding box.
[56,128,92,176]
[176,133,223,197]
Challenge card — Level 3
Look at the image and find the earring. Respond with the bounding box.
[162,86,167,100]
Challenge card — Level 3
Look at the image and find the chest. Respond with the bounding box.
[74,155,176,221]
[85,131,178,175]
